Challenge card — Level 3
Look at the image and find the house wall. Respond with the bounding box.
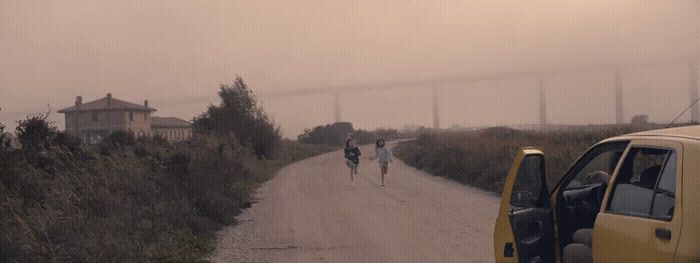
[123,111,152,136]
[64,110,153,143]
[152,127,192,142]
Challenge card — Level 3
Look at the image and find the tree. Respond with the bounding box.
[15,114,58,151]
[298,122,353,146]
[0,111,8,151]
[298,122,400,146]
[0,124,8,152]
[193,76,281,159]
[630,114,650,126]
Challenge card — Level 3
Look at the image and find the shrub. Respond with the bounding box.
[298,122,353,146]
[103,130,137,146]
[193,76,281,159]
[0,126,330,261]
[298,122,400,146]
[15,115,58,151]
[631,114,650,126]
[98,130,137,155]
[394,125,672,193]
[0,117,9,151]
[0,88,334,262]
[166,134,256,227]
[352,128,399,145]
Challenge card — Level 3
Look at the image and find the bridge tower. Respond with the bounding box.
[432,87,440,129]
[690,61,699,123]
[538,76,547,127]
[615,69,624,124]
[333,91,342,123]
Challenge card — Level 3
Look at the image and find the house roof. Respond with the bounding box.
[58,95,156,113]
[151,117,192,128]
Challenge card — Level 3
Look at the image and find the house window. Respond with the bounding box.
[129,112,134,121]
[92,112,98,122]
[144,113,148,121]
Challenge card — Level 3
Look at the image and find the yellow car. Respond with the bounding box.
[494,125,700,263]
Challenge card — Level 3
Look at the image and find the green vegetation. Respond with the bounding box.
[193,76,281,160]
[0,80,331,262]
[298,122,399,146]
[394,125,676,193]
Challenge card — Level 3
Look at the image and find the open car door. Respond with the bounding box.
[494,148,555,263]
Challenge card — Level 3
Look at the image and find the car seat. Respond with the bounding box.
[562,229,593,263]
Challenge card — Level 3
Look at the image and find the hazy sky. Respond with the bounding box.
[1,0,698,137]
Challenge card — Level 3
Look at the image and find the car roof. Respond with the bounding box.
[613,125,700,141]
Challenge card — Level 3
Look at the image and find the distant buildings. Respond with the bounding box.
[58,94,192,144]
[151,117,193,141]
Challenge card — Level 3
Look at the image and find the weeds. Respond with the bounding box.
[394,125,678,193]
[0,118,330,262]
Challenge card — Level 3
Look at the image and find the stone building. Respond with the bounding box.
[151,117,193,142]
[58,94,192,144]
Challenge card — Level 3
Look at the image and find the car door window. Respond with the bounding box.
[607,147,676,220]
[651,152,676,219]
[564,142,627,190]
[656,152,676,194]
[511,155,545,209]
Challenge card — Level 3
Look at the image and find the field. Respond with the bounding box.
[393,124,681,193]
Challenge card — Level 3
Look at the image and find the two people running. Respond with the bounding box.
[344,138,393,186]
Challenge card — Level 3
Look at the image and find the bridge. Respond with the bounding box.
[252,56,699,129]
[172,55,699,129]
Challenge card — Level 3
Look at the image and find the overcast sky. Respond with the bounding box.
[1,0,698,137]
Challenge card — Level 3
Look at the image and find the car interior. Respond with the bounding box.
[509,154,556,263]
[554,142,629,263]
[558,146,672,263]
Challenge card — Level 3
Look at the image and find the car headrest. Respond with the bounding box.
[639,165,662,188]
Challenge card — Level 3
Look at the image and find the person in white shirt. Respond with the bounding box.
[370,138,393,187]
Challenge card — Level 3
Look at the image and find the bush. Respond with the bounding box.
[631,114,650,126]
[15,115,58,151]
[98,130,137,155]
[0,115,331,262]
[298,122,400,146]
[166,134,255,227]
[352,128,399,145]
[298,122,353,146]
[0,123,9,152]
[193,76,281,159]
[394,125,671,193]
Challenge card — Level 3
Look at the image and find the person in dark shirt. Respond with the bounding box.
[344,138,361,185]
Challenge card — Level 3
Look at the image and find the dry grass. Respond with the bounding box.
[394,124,679,193]
[0,132,331,262]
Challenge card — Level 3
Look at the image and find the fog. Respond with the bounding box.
[1,0,698,137]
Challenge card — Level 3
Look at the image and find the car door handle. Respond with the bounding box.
[655,228,672,240]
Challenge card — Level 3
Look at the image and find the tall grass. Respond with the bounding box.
[394,125,675,193]
[0,79,333,262]
[0,128,331,262]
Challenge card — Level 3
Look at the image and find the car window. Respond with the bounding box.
[607,147,676,220]
[511,155,545,209]
[656,152,676,194]
[564,142,627,190]
[651,152,676,218]
[513,156,542,193]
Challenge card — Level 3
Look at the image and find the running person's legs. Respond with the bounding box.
[379,162,388,186]
[346,160,356,184]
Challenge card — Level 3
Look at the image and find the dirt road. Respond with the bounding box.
[209,145,500,263]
